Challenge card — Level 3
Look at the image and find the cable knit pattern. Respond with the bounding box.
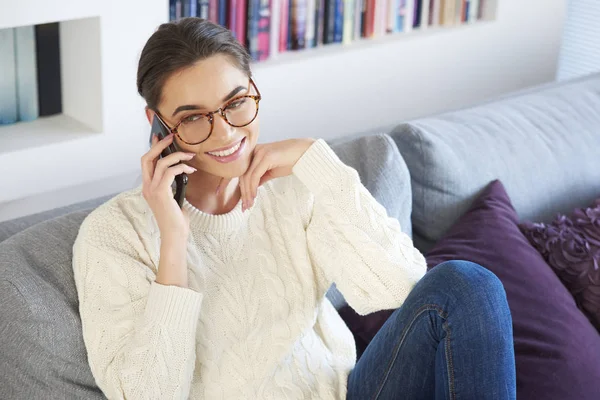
[72,139,427,400]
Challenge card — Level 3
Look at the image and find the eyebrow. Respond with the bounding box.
[171,85,247,117]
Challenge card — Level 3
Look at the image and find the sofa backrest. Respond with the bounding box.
[390,73,600,250]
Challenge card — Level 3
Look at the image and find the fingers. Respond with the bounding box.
[248,161,269,199]
[239,178,248,211]
[241,150,267,211]
[141,133,174,185]
[142,136,157,186]
[258,171,275,187]
[160,163,196,191]
[153,151,196,185]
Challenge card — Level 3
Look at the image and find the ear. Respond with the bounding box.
[145,107,155,125]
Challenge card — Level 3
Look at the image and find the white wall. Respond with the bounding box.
[0,0,567,221]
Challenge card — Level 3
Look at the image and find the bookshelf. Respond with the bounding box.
[0,17,103,154]
[1,0,528,213]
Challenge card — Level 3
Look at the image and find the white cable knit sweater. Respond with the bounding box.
[72,139,427,400]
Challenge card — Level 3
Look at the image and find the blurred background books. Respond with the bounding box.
[169,0,488,61]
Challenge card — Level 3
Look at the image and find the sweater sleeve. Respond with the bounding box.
[72,236,203,400]
[293,139,427,315]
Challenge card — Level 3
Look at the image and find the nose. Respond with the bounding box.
[210,110,234,140]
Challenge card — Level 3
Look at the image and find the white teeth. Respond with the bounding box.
[208,140,242,157]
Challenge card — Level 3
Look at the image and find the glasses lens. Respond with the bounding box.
[178,115,212,144]
[225,96,258,127]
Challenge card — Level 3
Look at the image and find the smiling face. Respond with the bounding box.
[150,54,259,179]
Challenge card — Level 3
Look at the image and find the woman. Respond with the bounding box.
[72,17,516,400]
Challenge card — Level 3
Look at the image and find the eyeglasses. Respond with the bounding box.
[154,78,261,146]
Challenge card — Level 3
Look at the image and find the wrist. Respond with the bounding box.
[292,138,344,194]
[160,233,188,248]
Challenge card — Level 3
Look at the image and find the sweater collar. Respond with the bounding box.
[183,196,251,233]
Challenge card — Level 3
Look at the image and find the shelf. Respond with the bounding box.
[0,114,99,154]
[254,19,495,70]
[0,0,102,30]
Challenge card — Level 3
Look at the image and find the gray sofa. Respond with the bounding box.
[1,72,599,399]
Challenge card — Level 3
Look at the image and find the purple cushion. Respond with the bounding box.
[520,198,600,332]
[339,180,600,399]
[426,180,600,400]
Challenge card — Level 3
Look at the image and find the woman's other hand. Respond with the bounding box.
[239,138,315,211]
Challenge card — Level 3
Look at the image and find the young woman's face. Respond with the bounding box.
[152,54,259,179]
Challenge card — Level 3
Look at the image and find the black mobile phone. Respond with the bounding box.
[150,115,188,208]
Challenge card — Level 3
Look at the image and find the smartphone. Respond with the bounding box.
[150,115,188,208]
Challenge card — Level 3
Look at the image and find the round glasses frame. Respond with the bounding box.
[154,78,262,146]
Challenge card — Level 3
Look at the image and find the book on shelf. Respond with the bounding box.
[305,0,316,47]
[397,0,413,33]
[413,0,422,28]
[469,0,480,23]
[35,23,62,117]
[290,0,308,50]
[419,0,430,30]
[15,26,39,122]
[342,0,355,44]
[168,0,489,61]
[257,0,271,60]
[431,0,441,26]
[247,0,260,57]
[0,28,18,125]
[199,0,210,20]
[1,23,56,127]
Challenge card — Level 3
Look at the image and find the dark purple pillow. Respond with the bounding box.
[427,180,600,400]
[520,198,600,332]
[339,180,600,400]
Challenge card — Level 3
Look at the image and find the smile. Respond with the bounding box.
[205,137,247,163]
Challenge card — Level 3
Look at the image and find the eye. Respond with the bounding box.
[226,98,248,110]
[181,114,206,124]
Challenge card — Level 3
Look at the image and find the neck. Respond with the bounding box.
[183,169,241,215]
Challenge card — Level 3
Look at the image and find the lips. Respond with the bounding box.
[205,137,247,163]
[206,138,244,156]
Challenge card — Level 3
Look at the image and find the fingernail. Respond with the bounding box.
[186,153,196,158]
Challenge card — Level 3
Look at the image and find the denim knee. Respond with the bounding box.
[429,260,507,305]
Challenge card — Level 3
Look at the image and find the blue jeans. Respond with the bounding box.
[346,260,516,400]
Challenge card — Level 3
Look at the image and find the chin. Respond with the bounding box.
[201,135,256,178]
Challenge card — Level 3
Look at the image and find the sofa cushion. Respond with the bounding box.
[426,180,600,400]
[520,197,600,332]
[0,210,105,399]
[390,74,600,248]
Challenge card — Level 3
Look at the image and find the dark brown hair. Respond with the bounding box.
[136,18,252,111]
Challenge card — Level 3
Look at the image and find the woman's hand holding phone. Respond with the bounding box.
[141,133,197,240]
[142,133,197,288]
